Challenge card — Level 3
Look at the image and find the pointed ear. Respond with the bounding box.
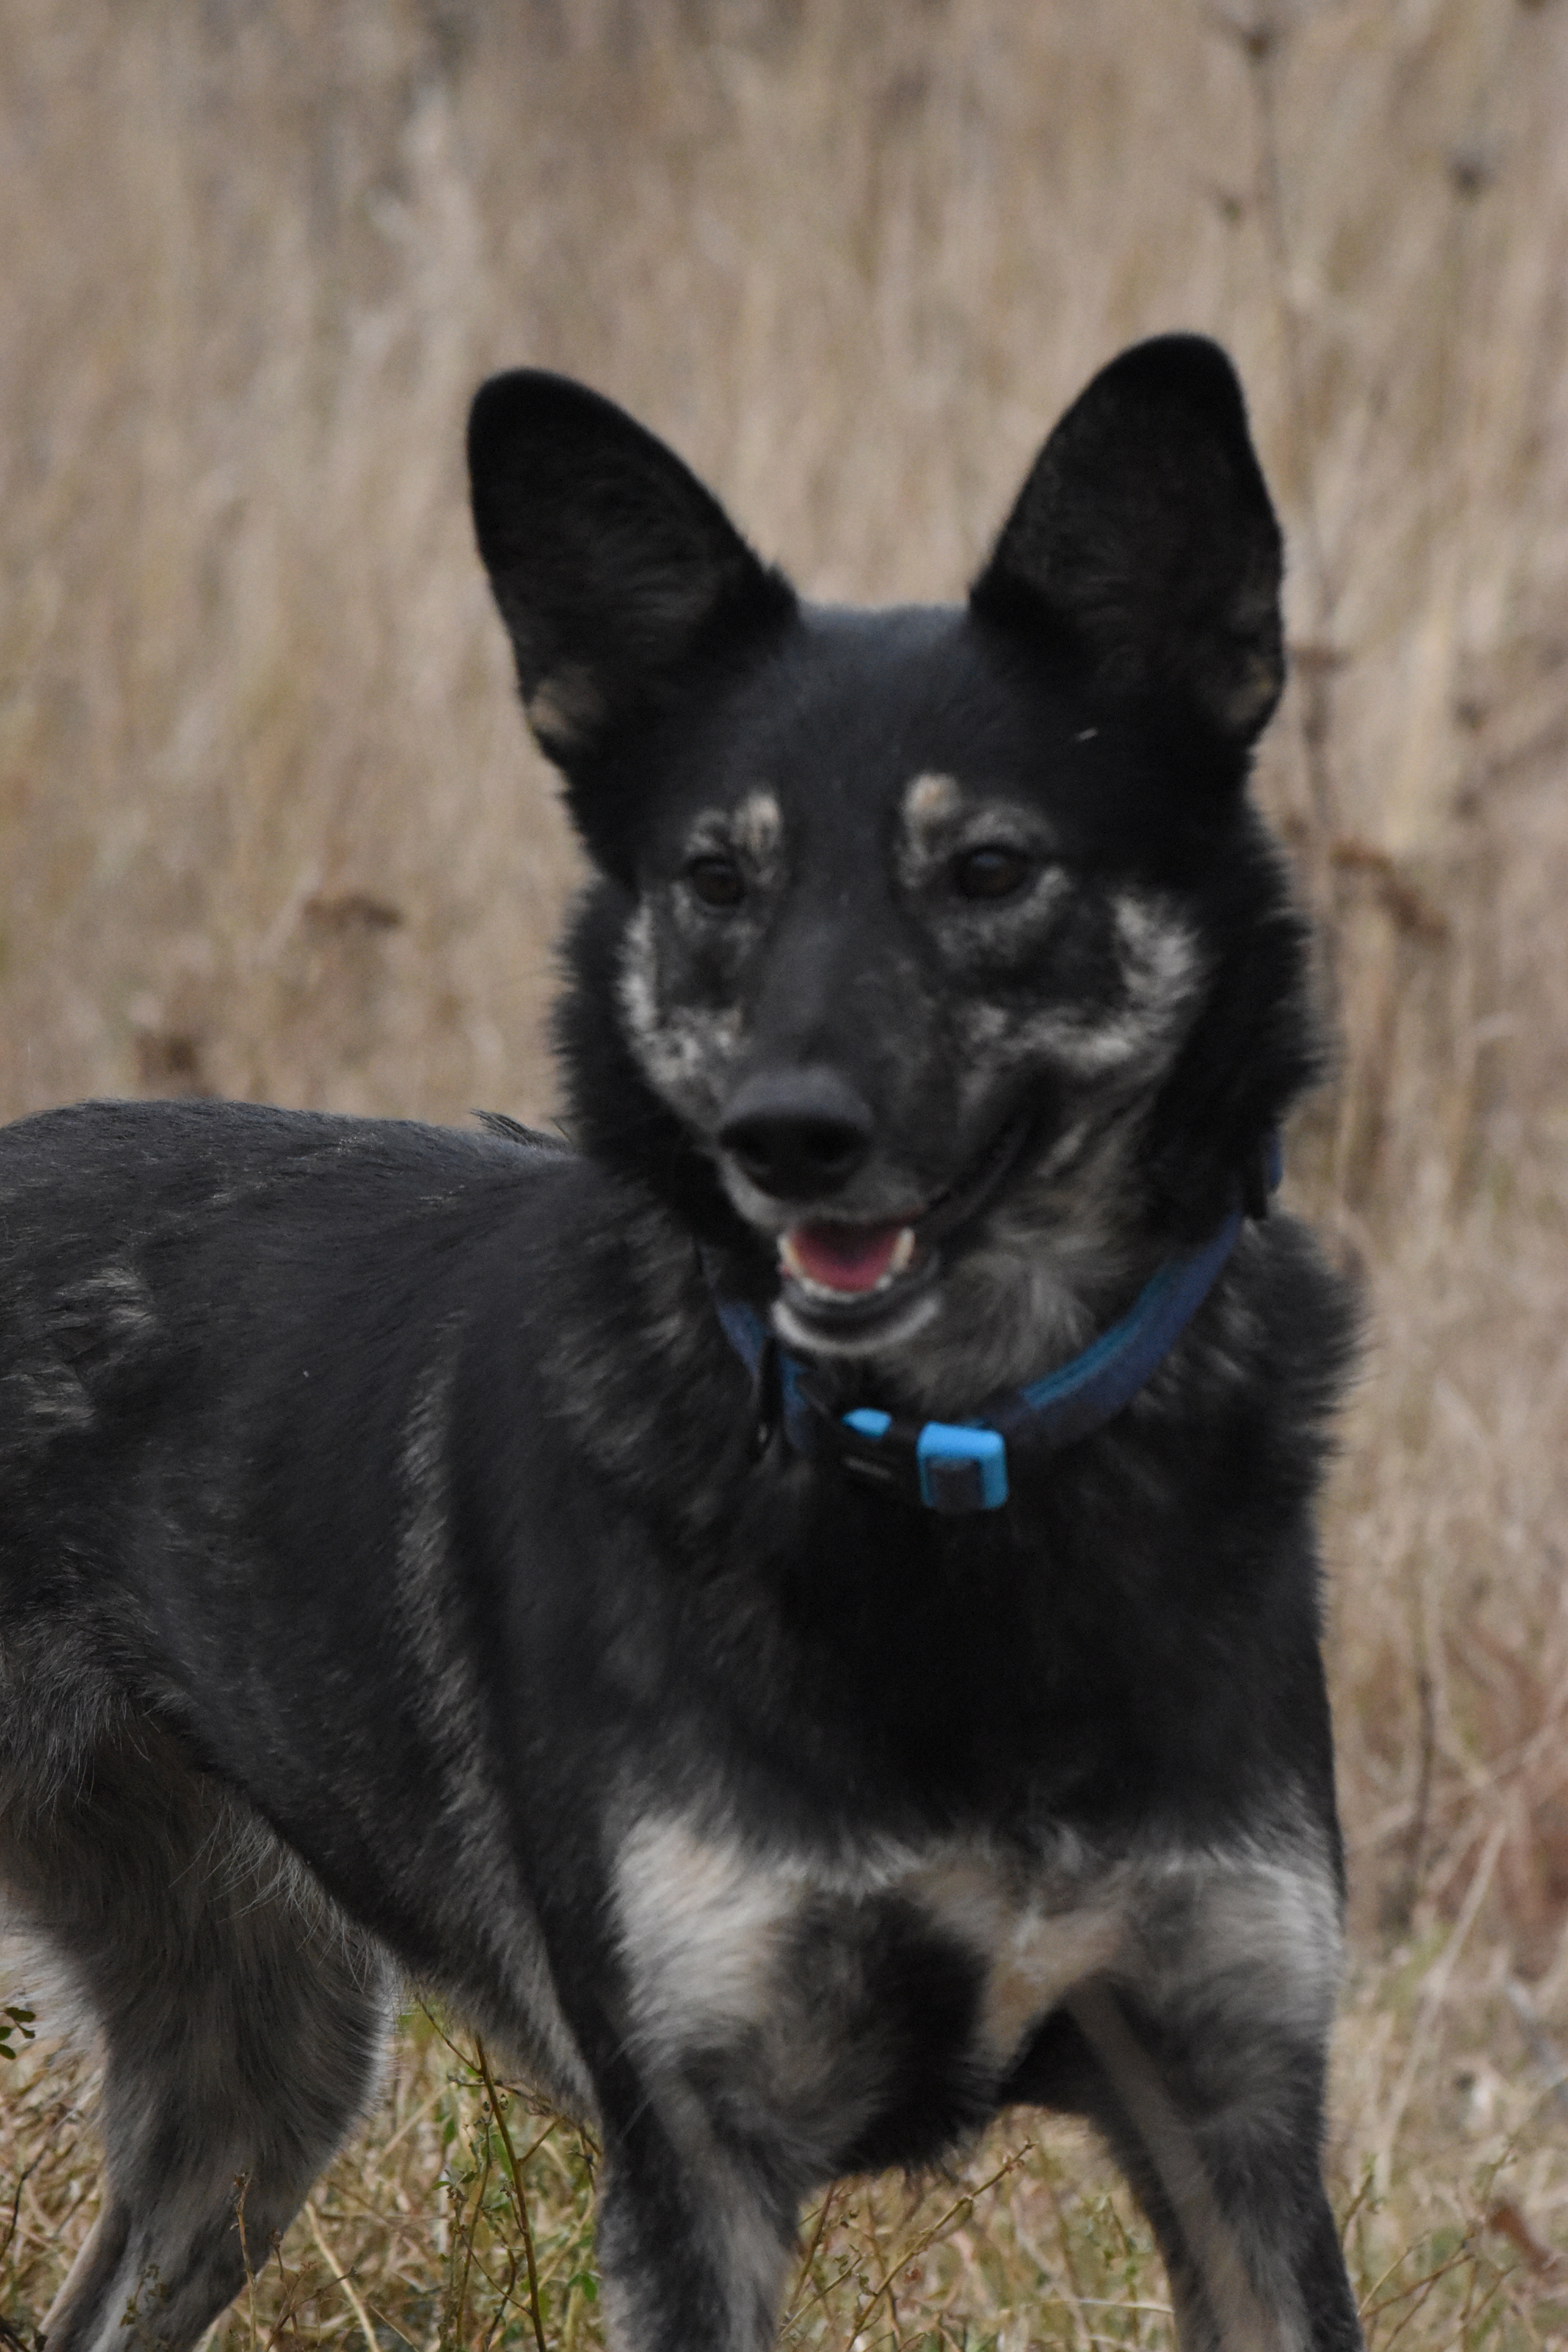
[468,371,795,767]
[969,335,1285,746]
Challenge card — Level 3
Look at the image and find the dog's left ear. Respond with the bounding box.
[970,335,1284,746]
[469,371,794,773]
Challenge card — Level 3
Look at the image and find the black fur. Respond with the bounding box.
[1,337,1362,2352]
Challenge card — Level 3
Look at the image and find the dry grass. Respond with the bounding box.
[3,1,1568,2344]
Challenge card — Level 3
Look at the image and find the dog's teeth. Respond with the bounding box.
[778,1223,920,1299]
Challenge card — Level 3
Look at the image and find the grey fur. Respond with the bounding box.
[2,1718,390,2352]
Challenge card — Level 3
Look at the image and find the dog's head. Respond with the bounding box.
[469,338,1318,1403]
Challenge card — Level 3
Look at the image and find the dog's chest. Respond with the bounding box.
[612,1814,1124,2165]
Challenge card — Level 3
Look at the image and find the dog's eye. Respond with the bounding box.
[685,854,746,910]
[952,845,1034,902]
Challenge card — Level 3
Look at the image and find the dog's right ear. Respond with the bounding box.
[468,372,795,776]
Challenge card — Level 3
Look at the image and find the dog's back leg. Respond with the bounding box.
[2,1719,391,2352]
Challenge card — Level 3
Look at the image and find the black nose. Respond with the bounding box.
[718,1069,875,1200]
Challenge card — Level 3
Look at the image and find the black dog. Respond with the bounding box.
[0,336,1362,2352]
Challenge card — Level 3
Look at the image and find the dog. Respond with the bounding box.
[0,334,1363,2352]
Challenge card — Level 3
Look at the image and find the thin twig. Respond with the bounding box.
[363,2304,423,2352]
[0,2154,40,2273]
[1374,1813,1508,2174]
[1337,2166,1377,2250]
[844,2145,1034,2347]
[474,2037,549,2352]
[452,2120,492,2350]
[781,2182,842,2328]
[303,2199,382,2352]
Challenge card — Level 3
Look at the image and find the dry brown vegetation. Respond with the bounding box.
[3,1,1568,2344]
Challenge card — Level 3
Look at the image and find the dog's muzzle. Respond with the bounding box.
[756,1100,1038,1345]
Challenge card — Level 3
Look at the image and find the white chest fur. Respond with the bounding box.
[612,1808,1341,2087]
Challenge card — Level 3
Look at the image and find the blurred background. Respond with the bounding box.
[3,2,1568,2342]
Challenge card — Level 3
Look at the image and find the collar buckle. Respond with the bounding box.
[838,1408,1010,1513]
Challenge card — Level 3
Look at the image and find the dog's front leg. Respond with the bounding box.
[1063,1851,1363,2352]
[593,2095,798,2352]
[1067,1979,1359,2352]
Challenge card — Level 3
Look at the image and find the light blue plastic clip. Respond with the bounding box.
[916,1422,1009,1511]
[840,1408,1009,1513]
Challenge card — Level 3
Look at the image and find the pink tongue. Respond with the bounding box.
[786,1221,906,1295]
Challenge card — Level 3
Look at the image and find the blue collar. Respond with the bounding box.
[706,1142,1277,1515]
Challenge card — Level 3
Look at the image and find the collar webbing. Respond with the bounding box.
[706,1142,1276,1515]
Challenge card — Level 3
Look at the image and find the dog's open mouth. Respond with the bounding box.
[774,1215,939,1348]
[772,1107,1034,1345]
[780,1220,916,1295]
[778,1219,929,1327]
